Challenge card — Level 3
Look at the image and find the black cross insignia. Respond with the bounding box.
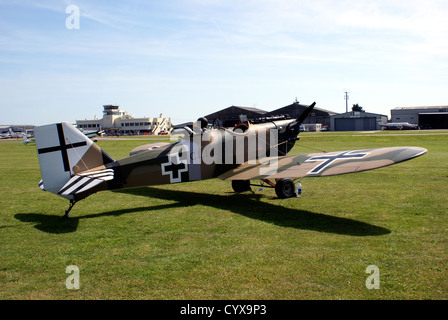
[161,154,188,183]
[164,162,186,179]
[37,123,87,172]
[305,150,369,174]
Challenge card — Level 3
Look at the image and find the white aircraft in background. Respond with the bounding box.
[77,128,105,139]
[379,122,419,130]
[23,136,35,145]
[23,127,105,145]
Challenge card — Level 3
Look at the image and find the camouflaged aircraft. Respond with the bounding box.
[34,103,427,218]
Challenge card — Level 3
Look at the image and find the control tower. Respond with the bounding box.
[102,105,131,128]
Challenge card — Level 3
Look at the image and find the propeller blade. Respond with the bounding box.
[286,102,316,137]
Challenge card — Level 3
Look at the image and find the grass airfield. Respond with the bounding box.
[1,130,447,299]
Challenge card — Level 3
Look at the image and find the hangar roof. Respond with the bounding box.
[266,102,337,117]
[391,106,448,110]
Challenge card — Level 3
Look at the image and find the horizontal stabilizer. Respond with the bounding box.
[129,142,170,156]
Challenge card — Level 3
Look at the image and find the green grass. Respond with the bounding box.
[1,131,447,300]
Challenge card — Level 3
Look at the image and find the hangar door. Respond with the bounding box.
[419,113,448,129]
[334,117,377,131]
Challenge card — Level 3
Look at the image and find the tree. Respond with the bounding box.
[352,104,365,112]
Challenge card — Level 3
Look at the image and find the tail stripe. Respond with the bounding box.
[75,179,104,195]
[78,169,114,179]
[57,168,114,196]
[67,178,97,196]
[58,177,99,197]
[58,176,87,195]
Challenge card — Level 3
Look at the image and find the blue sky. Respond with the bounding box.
[1,0,448,125]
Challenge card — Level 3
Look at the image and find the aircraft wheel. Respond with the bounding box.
[232,180,251,193]
[275,178,296,198]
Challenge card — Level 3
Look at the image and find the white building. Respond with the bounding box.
[76,105,171,135]
[330,111,387,131]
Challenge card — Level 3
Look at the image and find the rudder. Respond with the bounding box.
[35,122,114,200]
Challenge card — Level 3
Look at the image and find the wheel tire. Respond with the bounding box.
[275,178,296,198]
[232,180,251,193]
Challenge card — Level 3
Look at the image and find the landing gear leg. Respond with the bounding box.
[63,200,77,219]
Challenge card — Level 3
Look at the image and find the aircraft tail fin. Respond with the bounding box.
[34,122,115,200]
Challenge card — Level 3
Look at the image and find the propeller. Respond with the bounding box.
[286,102,316,139]
[277,102,316,155]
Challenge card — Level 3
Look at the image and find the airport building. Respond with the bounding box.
[0,125,34,135]
[76,105,172,135]
[330,111,387,131]
[391,106,448,129]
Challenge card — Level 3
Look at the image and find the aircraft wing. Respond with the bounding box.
[218,147,427,180]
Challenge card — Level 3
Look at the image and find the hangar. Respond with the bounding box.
[330,111,387,131]
[204,106,268,127]
[391,106,448,129]
[203,100,337,128]
[265,101,337,127]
